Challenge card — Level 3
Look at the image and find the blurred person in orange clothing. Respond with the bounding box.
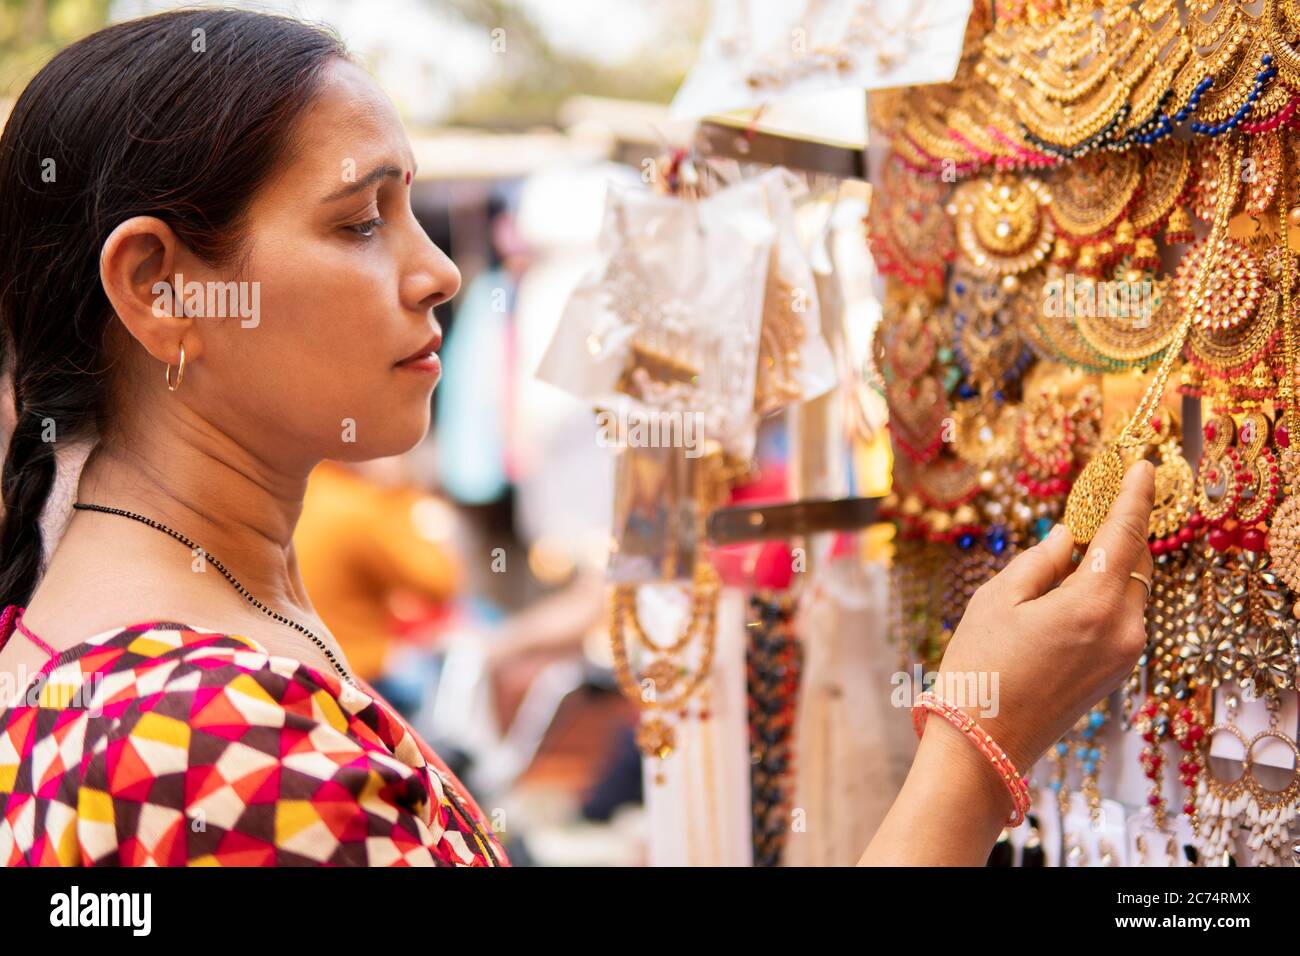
[295,455,463,714]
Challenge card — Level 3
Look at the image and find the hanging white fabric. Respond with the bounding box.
[671,0,973,120]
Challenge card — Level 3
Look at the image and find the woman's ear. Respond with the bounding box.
[99,216,202,366]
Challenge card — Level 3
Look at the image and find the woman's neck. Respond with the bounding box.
[12,407,353,682]
[72,425,316,615]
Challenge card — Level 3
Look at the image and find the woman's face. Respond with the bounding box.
[167,58,459,469]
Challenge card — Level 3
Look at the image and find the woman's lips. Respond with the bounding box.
[395,352,441,375]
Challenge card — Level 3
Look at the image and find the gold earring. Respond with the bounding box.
[165,344,186,393]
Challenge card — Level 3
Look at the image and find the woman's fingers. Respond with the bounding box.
[995,522,1076,604]
[1070,459,1156,608]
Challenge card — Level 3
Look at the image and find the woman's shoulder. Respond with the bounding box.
[0,619,508,866]
[17,618,360,733]
[11,616,384,733]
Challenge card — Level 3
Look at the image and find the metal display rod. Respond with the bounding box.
[706,496,882,545]
[694,118,867,180]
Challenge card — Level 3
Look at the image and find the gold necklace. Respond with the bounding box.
[1073,268,1179,369]
[1022,268,1101,369]
[1195,135,1283,223]
[609,560,720,763]
[1264,0,1300,92]
[993,2,1151,155]
[949,266,1032,398]
[1129,140,1193,246]
[1175,235,1267,334]
[949,173,1056,280]
[1263,140,1300,590]
[900,452,982,513]
[1178,0,1250,102]
[1274,128,1300,441]
[1190,26,1285,126]
[1045,149,1141,247]
[1185,291,1280,397]
[1007,9,1133,104]
[1121,0,1190,138]
[1026,265,1170,373]
[899,84,981,173]
[868,158,955,292]
[880,288,942,380]
[947,85,1009,164]
[952,398,1018,470]
[754,265,806,416]
[886,371,951,464]
[1065,136,1244,543]
[1184,135,1295,412]
[1266,447,1300,591]
[1147,407,1196,543]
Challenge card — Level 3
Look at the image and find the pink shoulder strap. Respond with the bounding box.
[0,605,15,654]
[0,605,58,660]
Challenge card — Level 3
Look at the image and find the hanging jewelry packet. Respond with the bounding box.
[540,155,836,559]
[607,443,710,585]
[750,167,838,418]
[539,158,778,462]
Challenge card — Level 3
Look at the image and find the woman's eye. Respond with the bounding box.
[345,216,386,239]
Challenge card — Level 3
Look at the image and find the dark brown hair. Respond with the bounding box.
[0,9,349,606]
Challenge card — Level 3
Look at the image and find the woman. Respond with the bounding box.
[0,9,1154,867]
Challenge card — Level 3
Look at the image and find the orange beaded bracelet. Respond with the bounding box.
[911,690,1032,828]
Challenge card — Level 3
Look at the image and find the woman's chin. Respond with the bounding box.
[328,415,431,461]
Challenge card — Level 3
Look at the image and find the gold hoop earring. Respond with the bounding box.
[165,344,186,393]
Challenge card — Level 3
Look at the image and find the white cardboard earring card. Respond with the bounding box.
[1210,686,1299,771]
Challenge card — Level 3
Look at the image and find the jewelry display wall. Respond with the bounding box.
[871,0,1300,866]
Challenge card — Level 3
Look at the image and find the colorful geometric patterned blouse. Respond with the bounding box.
[0,605,509,867]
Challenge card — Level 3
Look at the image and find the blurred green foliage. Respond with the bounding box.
[0,0,702,126]
[444,0,703,126]
[0,0,110,97]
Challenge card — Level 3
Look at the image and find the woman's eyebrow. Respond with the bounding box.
[321,163,403,203]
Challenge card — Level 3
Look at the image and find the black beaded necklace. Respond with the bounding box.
[71,502,355,687]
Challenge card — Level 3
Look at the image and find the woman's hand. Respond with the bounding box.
[859,458,1154,865]
[935,458,1155,774]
